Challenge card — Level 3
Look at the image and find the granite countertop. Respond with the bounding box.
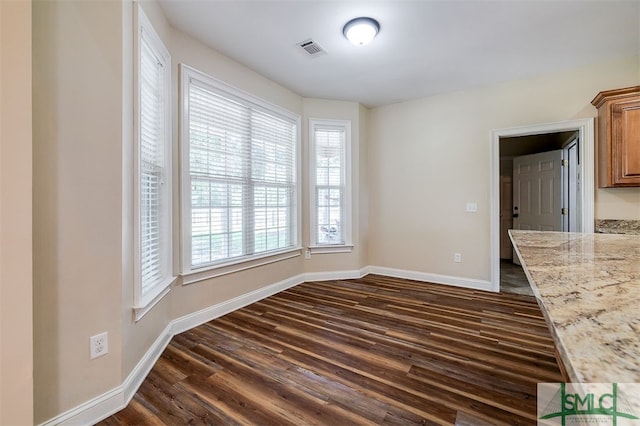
[508,230,640,384]
[595,219,640,235]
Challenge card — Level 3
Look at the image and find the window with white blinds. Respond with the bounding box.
[134,6,173,316]
[181,65,300,274]
[310,119,352,248]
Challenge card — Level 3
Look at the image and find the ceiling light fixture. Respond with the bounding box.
[343,17,380,46]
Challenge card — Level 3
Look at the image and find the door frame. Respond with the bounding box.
[490,118,595,292]
[562,136,579,232]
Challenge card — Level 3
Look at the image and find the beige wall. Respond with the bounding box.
[33,0,125,421]
[0,1,34,424]
[368,55,640,282]
[596,187,640,220]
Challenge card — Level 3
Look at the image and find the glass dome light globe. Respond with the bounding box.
[343,17,380,46]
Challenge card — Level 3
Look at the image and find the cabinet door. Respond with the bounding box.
[612,99,640,185]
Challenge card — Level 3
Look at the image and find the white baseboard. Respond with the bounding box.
[303,267,369,283]
[368,266,493,292]
[171,273,305,335]
[40,265,489,425]
[122,324,174,403]
[41,385,124,426]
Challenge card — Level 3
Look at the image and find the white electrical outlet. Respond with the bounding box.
[466,202,478,212]
[454,253,462,263]
[90,332,109,359]
[305,250,311,259]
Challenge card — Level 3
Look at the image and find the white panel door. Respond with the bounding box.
[512,150,563,265]
[513,150,563,232]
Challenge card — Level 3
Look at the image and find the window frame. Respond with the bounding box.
[133,4,175,320]
[179,64,302,282]
[309,118,353,253]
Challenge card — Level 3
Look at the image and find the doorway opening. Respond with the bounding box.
[500,132,576,295]
[490,119,595,293]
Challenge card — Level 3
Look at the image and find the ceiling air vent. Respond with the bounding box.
[297,39,326,57]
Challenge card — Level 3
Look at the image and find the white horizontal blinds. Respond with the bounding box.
[251,110,296,253]
[189,83,249,266]
[139,31,166,293]
[188,79,297,269]
[315,126,345,245]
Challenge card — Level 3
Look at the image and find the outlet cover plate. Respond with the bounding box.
[90,332,109,359]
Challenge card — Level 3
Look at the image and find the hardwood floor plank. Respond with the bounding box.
[135,369,219,425]
[257,292,557,373]
[159,342,223,379]
[98,275,561,425]
[277,348,459,424]
[175,373,275,425]
[98,397,160,426]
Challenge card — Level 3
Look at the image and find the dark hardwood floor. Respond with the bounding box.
[98,275,562,425]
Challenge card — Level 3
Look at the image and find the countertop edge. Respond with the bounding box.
[508,230,582,383]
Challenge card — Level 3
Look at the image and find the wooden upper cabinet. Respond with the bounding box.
[591,86,640,187]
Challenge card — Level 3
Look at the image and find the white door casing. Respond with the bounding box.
[564,139,579,232]
[499,176,513,259]
[490,118,595,292]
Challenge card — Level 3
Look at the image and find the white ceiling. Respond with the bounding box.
[158,0,640,108]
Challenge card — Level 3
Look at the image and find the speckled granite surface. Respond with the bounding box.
[509,230,640,383]
[595,219,640,235]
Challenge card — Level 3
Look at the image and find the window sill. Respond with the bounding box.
[308,244,354,254]
[182,247,303,285]
[133,276,176,322]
